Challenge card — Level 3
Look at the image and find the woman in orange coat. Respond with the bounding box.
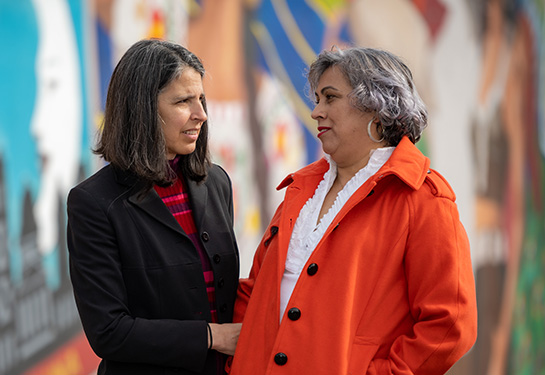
[230,47,477,374]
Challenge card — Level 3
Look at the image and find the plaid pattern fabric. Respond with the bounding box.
[154,177,218,323]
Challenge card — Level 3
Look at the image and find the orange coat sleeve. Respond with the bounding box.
[233,202,284,323]
[369,175,478,374]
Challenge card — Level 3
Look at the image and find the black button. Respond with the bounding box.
[270,226,278,235]
[217,278,225,288]
[307,263,318,276]
[220,304,227,313]
[201,231,210,242]
[287,308,301,321]
[274,352,288,365]
[213,254,221,264]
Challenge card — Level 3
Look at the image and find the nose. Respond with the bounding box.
[311,102,325,120]
[192,100,208,123]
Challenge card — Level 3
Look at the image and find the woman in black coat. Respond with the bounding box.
[67,39,241,375]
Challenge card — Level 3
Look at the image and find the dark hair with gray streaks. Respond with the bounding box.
[95,39,210,187]
[307,46,428,145]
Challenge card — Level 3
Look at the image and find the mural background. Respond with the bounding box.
[0,0,543,374]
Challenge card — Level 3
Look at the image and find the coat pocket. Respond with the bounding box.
[347,336,379,375]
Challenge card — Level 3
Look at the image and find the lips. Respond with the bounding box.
[180,128,200,141]
[317,126,331,137]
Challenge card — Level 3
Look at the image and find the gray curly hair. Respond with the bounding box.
[307,47,428,145]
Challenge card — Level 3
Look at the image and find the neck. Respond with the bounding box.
[168,155,182,171]
[334,151,373,187]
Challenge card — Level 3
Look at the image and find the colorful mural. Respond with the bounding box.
[0,0,543,374]
[0,1,100,374]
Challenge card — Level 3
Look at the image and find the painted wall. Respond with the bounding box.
[0,0,543,374]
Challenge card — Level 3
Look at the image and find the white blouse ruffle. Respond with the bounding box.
[284,146,395,274]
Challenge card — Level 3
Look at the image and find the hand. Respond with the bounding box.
[208,323,242,356]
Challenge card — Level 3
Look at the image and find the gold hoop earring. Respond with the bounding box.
[367,117,384,143]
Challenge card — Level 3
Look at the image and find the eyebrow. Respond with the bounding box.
[316,85,340,96]
[172,93,202,102]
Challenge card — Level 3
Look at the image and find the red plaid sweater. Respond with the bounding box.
[154,167,218,323]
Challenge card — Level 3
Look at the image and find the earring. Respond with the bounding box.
[367,117,384,143]
[158,114,166,125]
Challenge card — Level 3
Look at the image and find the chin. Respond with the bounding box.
[179,147,196,155]
[320,145,334,157]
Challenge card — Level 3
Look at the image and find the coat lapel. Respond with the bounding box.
[122,172,209,236]
[114,167,185,236]
[185,177,208,231]
[276,160,328,279]
[128,187,186,236]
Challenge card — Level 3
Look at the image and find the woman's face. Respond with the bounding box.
[311,66,375,167]
[158,68,207,159]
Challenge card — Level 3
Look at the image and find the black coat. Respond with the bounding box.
[67,163,239,375]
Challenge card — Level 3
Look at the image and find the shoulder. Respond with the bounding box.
[206,164,232,188]
[421,169,456,202]
[396,168,460,224]
[72,164,114,191]
[381,167,457,211]
[204,164,233,197]
[208,163,231,184]
[67,164,135,209]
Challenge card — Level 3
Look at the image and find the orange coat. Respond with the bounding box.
[230,137,477,374]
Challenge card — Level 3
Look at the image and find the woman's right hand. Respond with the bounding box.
[208,323,242,356]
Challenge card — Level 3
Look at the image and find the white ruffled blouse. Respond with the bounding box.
[279,147,395,321]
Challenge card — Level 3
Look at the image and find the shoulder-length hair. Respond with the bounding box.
[94,39,210,185]
[307,47,428,146]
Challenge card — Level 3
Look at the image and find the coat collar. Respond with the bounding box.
[378,136,430,190]
[113,165,140,187]
[115,165,209,235]
[277,136,430,191]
